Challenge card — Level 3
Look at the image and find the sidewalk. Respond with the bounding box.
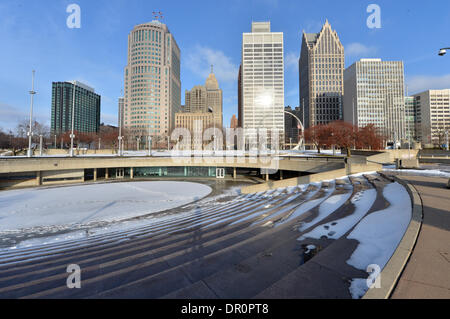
[391,175,450,299]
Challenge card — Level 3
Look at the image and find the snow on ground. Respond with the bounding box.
[349,279,370,300]
[299,188,377,240]
[297,184,352,236]
[383,168,450,178]
[0,181,212,233]
[346,182,412,299]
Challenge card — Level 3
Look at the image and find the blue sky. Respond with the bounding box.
[0,0,449,132]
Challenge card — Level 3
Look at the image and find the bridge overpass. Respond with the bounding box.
[0,155,350,189]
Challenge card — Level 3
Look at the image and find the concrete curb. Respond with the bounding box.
[362,173,423,299]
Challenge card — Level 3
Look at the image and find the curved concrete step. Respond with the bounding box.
[0,186,317,298]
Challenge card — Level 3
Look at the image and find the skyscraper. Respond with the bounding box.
[240,21,285,145]
[299,20,344,129]
[413,89,450,145]
[123,20,181,138]
[184,67,223,127]
[51,81,101,135]
[343,59,406,142]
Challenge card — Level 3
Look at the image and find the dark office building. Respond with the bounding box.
[51,81,101,134]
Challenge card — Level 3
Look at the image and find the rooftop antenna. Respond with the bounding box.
[211,65,214,74]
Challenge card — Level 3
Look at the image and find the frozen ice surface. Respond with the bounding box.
[0,181,212,232]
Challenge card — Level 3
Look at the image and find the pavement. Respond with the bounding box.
[391,175,450,299]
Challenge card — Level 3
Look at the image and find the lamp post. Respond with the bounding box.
[39,135,43,156]
[208,107,216,154]
[438,48,450,56]
[27,70,37,158]
[439,48,449,151]
[118,98,123,156]
[69,82,76,157]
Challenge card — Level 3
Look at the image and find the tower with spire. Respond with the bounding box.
[299,19,345,129]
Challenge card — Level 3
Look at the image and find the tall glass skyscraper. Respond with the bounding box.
[123,21,181,138]
[51,81,101,135]
[239,22,285,145]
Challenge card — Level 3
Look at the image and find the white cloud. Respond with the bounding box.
[285,52,299,72]
[346,42,377,57]
[185,45,239,83]
[0,102,48,131]
[407,74,450,95]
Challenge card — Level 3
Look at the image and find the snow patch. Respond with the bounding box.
[346,182,412,298]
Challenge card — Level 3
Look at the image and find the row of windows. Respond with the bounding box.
[132,29,162,44]
[244,43,282,47]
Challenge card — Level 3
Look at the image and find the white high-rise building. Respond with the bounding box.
[413,89,450,145]
[123,21,181,138]
[344,59,406,142]
[239,22,285,146]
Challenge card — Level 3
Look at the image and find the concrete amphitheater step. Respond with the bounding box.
[1,175,374,299]
[0,190,284,268]
[0,186,320,293]
[87,182,352,298]
[254,176,395,298]
[0,188,301,275]
[0,192,272,259]
[160,177,369,299]
[22,185,330,298]
[0,193,257,263]
[0,199,282,291]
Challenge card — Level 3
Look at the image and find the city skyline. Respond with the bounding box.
[0,0,450,132]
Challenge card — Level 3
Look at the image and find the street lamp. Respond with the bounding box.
[27,70,37,158]
[118,98,123,156]
[208,107,216,154]
[438,48,450,56]
[69,82,76,157]
[439,48,450,150]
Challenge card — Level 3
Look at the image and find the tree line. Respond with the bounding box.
[304,121,385,156]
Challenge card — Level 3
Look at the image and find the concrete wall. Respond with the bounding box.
[240,159,382,194]
[241,168,348,194]
[352,150,419,164]
[0,156,344,175]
